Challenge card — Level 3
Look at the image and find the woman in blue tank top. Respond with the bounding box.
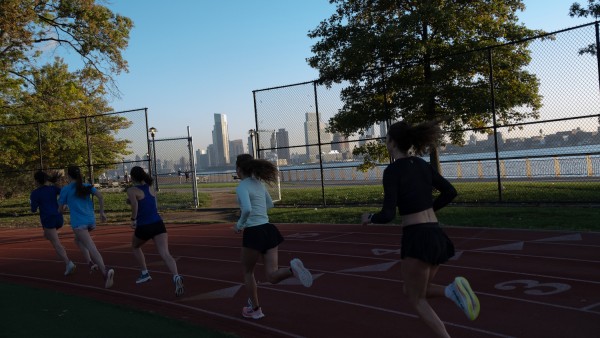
[126,166,184,296]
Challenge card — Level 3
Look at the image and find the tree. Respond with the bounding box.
[0,1,134,197]
[0,0,133,94]
[0,59,132,197]
[308,0,544,171]
[570,0,600,55]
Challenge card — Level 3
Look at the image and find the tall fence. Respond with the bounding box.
[149,127,199,209]
[0,108,150,198]
[253,22,600,205]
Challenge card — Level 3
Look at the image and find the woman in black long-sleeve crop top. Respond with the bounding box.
[361,120,480,337]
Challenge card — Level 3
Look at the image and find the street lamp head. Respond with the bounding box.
[149,127,157,137]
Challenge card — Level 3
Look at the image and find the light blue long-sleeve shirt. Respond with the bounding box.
[235,177,273,231]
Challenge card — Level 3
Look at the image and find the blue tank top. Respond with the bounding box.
[135,185,162,225]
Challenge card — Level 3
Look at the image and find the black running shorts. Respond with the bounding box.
[134,220,167,241]
[401,223,455,265]
[242,223,284,254]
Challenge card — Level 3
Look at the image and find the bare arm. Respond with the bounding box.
[92,190,107,222]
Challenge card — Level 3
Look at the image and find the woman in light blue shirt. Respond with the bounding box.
[59,166,114,288]
[234,154,313,320]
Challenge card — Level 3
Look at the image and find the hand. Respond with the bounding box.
[361,212,371,226]
[233,226,241,234]
[130,220,137,229]
[100,212,107,223]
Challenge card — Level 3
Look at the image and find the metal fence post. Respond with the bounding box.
[313,81,326,206]
[488,48,503,202]
[188,126,199,208]
[84,116,94,184]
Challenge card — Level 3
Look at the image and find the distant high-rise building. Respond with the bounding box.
[212,113,230,166]
[196,149,209,170]
[229,139,244,163]
[304,112,332,162]
[207,144,216,167]
[276,128,290,160]
[332,133,350,153]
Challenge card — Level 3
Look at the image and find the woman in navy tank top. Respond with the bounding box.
[126,166,184,296]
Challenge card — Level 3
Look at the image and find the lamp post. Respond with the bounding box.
[248,129,256,158]
[149,127,159,191]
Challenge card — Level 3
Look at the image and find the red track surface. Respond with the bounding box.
[1,223,599,337]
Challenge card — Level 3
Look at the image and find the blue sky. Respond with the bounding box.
[102,0,593,151]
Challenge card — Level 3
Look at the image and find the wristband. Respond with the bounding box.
[368,213,374,222]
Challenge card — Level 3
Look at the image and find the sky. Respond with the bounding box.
[98,0,594,152]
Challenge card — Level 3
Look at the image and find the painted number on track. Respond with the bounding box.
[495,279,571,296]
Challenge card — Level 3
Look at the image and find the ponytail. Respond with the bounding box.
[387,120,441,156]
[67,166,92,198]
[130,166,153,185]
[236,154,279,185]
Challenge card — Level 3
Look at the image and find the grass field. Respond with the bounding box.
[0,282,235,338]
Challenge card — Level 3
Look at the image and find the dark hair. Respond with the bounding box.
[34,170,62,185]
[387,120,441,156]
[236,154,278,184]
[130,166,153,185]
[67,166,92,198]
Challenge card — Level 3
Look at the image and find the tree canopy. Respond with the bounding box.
[0,0,134,196]
[308,0,545,170]
[0,0,133,93]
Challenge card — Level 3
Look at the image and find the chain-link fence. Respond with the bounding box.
[149,127,199,209]
[0,108,149,198]
[253,22,600,205]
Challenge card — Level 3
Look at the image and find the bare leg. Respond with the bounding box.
[132,235,148,271]
[241,247,261,308]
[153,233,178,275]
[401,258,451,338]
[74,234,92,264]
[72,228,107,275]
[44,228,70,265]
[262,246,293,284]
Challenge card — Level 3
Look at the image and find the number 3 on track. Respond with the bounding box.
[495,279,571,296]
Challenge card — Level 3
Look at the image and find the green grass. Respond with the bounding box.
[0,282,236,338]
[278,181,600,205]
[266,206,600,232]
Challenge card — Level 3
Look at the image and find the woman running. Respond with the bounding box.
[234,154,313,320]
[58,166,114,288]
[30,170,76,276]
[126,166,184,296]
[361,120,480,338]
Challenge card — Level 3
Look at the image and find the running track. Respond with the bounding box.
[1,223,599,337]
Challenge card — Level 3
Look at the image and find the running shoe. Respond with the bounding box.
[88,261,99,274]
[290,258,313,287]
[174,275,184,296]
[64,261,76,276]
[136,272,152,284]
[242,298,265,320]
[446,276,480,320]
[104,268,115,289]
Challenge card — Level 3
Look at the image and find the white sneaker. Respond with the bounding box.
[290,258,313,287]
[242,299,265,320]
[174,275,184,296]
[104,268,115,289]
[64,261,76,276]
